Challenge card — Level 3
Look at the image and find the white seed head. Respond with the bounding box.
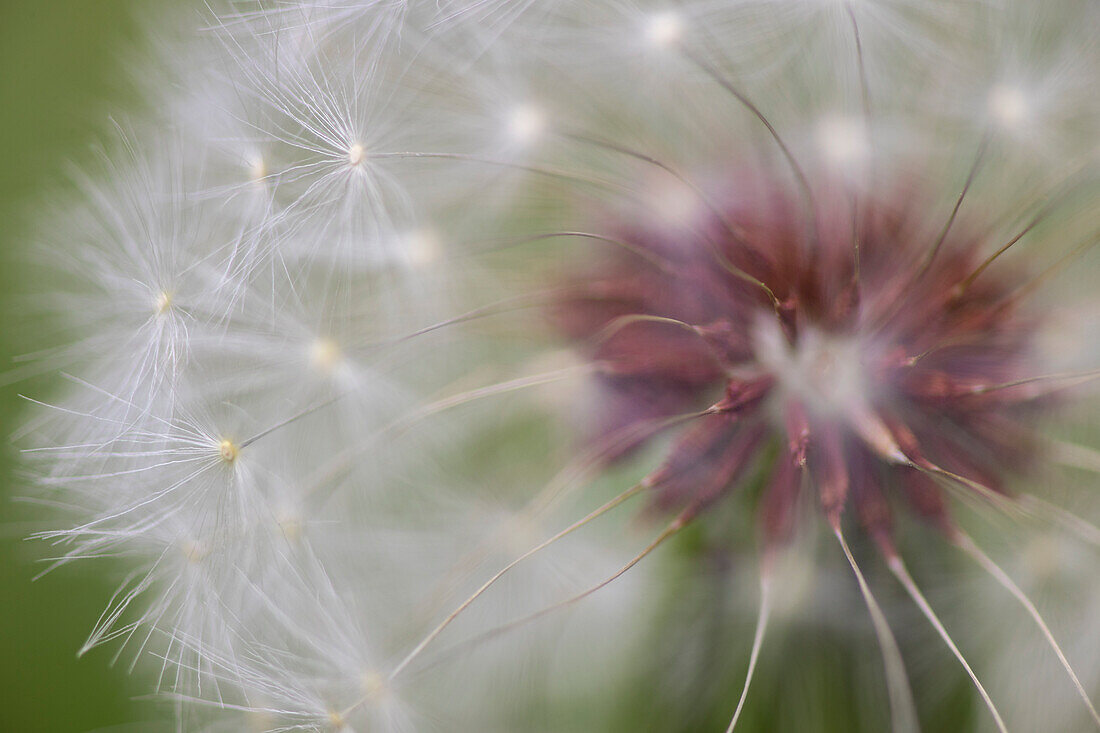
[17,1,1100,730]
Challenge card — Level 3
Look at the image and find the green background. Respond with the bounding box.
[0,3,151,730]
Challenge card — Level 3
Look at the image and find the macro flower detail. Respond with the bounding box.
[559,176,1038,541]
[555,171,1100,729]
[8,1,1100,732]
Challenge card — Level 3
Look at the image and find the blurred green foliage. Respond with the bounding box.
[0,3,156,731]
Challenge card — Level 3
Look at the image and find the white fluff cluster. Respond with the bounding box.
[17,1,1100,731]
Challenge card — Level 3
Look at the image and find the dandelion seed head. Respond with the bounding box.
[559,172,1041,534]
[14,0,1100,729]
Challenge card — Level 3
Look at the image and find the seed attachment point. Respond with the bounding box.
[348,143,366,167]
[218,438,239,463]
[310,337,343,373]
[326,709,346,730]
[154,291,173,316]
[360,669,388,702]
[180,539,209,564]
[247,154,267,182]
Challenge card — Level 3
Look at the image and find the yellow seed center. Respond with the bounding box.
[277,514,303,542]
[218,439,239,463]
[181,539,209,563]
[154,291,173,315]
[248,155,267,182]
[361,670,387,701]
[310,337,343,372]
[326,710,345,729]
